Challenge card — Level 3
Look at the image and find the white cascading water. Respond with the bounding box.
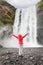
[13,5,41,47]
[2,0,42,48]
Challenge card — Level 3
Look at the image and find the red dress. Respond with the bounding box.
[12,33,28,45]
[18,35,23,45]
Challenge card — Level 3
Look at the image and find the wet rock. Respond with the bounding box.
[0,48,43,65]
[0,45,3,48]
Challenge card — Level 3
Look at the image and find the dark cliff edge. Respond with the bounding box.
[37,10,43,45]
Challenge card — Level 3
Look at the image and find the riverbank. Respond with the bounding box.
[0,48,43,65]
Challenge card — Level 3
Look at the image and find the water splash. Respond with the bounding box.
[2,0,42,48]
[13,6,42,47]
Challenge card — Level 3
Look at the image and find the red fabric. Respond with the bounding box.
[23,33,28,38]
[18,35,23,45]
[12,33,28,45]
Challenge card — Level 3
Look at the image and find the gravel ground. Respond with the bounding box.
[0,48,43,65]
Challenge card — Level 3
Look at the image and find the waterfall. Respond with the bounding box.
[2,5,42,48]
[2,0,42,48]
[13,5,42,47]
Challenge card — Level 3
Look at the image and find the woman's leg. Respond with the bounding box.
[19,44,23,55]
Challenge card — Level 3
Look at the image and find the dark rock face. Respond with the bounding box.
[0,45,3,48]
[0,1,16,12]
[0,48,43,65]
[37,11,43,45]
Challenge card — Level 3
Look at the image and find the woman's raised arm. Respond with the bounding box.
[23,33,28,38]
[12,34,18,39]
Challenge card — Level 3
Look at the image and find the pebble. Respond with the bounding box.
[0,50,43,65]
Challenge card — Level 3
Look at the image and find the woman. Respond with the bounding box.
[12,33,28,55]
